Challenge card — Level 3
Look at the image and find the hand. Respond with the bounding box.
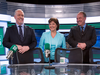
[16,44,23,54]
[16,44,30,54]
[20,46,30,54]
[16,45,23,51]
[77,43,86,50]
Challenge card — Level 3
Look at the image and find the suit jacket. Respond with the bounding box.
[3,25,37,64]
[67,24,96,63]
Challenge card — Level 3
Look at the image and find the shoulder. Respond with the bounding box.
[86,24,95,30]
[71,25,78,30]
[41,31,50,38]
[24,25,35,32]
[41,32,50,37]
[6,25,16,30]
[43,31,50,35]
[57,32,64,37]
[25,25,33,30]
[86,25,95,31]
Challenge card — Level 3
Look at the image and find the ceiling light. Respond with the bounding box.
[56,10,62,12]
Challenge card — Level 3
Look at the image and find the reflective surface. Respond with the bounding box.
[6,2,100,18]
[1,63,100,75]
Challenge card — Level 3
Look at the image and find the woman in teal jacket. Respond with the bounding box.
[39,18,66,62]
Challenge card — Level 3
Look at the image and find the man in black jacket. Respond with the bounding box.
[67,11,96,63]
[3,9,37,64]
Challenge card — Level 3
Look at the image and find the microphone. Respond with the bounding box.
[44,43,50,58]
[6,45,18,59]
[44,43,55,69]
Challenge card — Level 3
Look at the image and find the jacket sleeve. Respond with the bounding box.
[28,29,37,49]
[2,28,15,49]
[67,28,78,47]
[85,27,97,49]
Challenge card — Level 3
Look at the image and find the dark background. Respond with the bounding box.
[6,0,100,4]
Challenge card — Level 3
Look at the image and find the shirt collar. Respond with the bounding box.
[16,23,24,27]
[80,24,86,29]
[83,24,86,28]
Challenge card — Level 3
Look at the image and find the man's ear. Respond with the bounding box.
[85,17,86,21]
[14,15,16,19]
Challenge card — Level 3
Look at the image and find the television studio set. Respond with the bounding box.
[0,0,100,75]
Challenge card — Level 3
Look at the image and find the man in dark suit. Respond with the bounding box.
[3,9,37,64]
[67,11,96,63]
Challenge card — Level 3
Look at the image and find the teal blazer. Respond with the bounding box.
[39,31,66,62]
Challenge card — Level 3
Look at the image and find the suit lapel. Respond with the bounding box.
[13,25,23,42]
[83,24,88,35]
[76,25,88,36]
[76,26,82,36]
[13,25,22,41]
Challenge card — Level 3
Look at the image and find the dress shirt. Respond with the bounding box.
[16,23,24,37]
[80,24,86,31]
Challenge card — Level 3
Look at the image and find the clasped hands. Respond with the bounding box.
[77,43,86,50]
[16,45,29,54]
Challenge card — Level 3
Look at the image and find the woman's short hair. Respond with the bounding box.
[48,18,59,30]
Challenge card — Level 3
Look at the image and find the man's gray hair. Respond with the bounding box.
[78,11,86,17]
[14,9,24,16]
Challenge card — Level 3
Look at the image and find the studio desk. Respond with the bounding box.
[1,63,100,75]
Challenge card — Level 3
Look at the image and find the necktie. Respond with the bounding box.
[81,27,84,35]
[18,26,23,41]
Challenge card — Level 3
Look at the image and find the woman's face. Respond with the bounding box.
[49,21,57,32]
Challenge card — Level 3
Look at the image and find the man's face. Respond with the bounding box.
[14,10,24,25]
[77,13,86,27]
